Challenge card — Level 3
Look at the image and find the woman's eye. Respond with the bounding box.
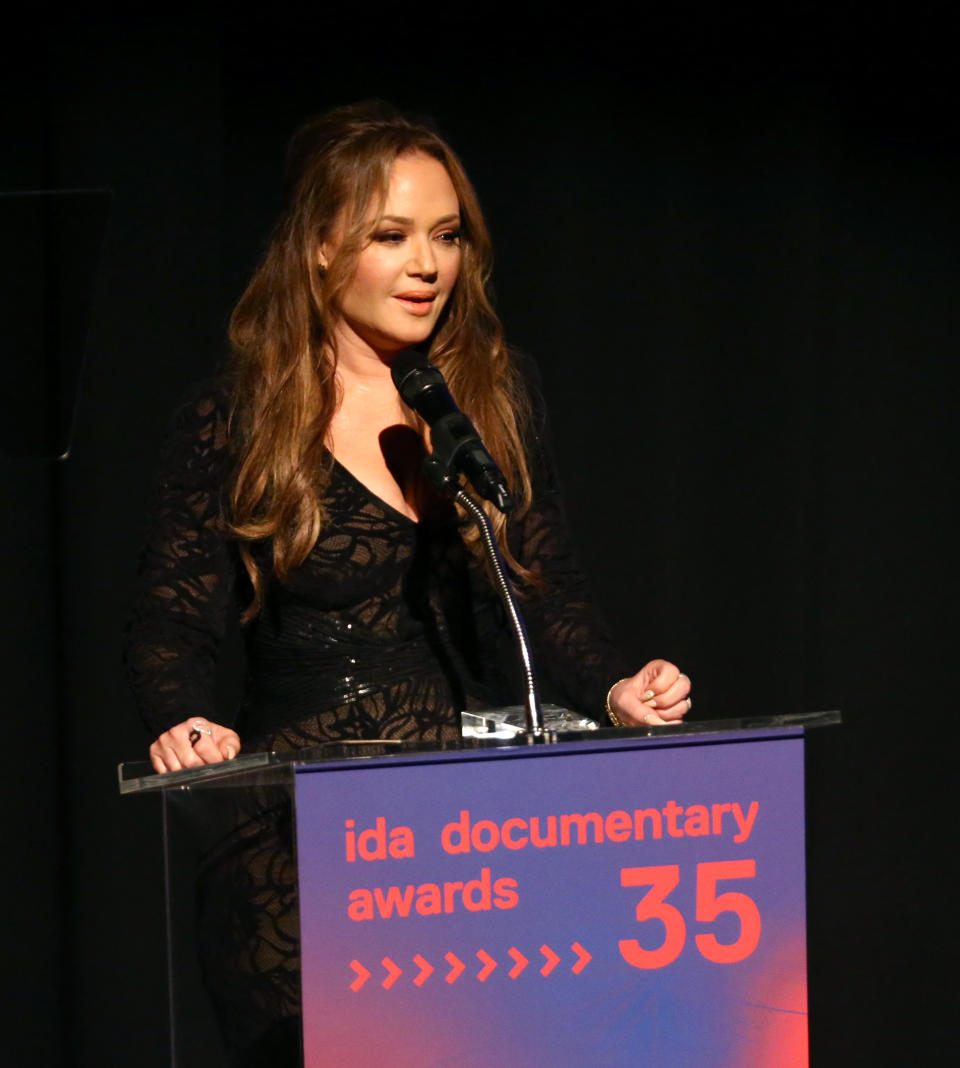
[437,229,462,244]
[373,231,405,244]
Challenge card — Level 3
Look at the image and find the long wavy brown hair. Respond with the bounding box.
[227,101,533,619]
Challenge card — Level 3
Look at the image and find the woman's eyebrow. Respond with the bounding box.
[380,213,461,225]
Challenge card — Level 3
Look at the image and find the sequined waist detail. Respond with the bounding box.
[246,609,448,711]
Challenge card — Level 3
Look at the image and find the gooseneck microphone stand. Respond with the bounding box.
[420,451,545,737]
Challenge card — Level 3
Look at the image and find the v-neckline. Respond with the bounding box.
[330,456,420,527]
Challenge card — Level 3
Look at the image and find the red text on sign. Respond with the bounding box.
[618,861,761,969]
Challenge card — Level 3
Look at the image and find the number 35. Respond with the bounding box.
[619,860,762,969]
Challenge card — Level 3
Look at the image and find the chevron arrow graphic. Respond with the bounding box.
[413,954,434,987]
[381,957,402,989]
[476,949,498,982]
[571,942,592,974]
[540,944,560,976]
[445,952,465,984]
[349,960,370,992]
[508,947,529,979]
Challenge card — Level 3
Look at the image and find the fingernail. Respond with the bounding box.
[642,690,656,702]
[225,746,235,759]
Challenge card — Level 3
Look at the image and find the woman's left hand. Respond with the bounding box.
[608,660,692,727]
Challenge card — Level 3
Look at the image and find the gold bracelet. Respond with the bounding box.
[606,677,632,727]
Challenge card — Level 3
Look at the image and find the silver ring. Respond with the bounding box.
[189,720,213,746]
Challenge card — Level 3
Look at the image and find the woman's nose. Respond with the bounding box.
[407,236,438,279]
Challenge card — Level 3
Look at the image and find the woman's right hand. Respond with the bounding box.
[149,717,242,774]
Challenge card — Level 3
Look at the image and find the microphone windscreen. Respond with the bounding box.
[390,350,453,424]
[390,349,432,398]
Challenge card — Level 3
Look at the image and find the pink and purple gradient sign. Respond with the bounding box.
[296,731,807,1067]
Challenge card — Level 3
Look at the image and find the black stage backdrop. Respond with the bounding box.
[1,9,953,1065]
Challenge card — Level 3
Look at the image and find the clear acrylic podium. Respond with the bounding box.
[120,710,838,1068]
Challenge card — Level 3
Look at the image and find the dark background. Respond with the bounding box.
[1,6,954,1064]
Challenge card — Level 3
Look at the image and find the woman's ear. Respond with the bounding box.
[317,232,336,271]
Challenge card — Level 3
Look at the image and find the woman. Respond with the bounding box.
[126,101,691,1060]
[128,101,691,774]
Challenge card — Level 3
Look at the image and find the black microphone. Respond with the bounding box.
[391,350,516,514]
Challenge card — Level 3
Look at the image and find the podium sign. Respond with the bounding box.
[296,729,808,1067]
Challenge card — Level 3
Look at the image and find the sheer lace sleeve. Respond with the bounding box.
[124,383,239,739]
[508,358,632,720]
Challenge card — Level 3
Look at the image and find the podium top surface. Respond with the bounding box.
[118,709,840,795]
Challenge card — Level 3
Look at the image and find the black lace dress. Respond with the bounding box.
[125,380,630,1064]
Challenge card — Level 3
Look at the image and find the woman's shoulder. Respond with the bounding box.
[506,346,553,469]
[155,377,234,488]
[166,377,231,433]
[507,345,543,386]
[162,377,233,451]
